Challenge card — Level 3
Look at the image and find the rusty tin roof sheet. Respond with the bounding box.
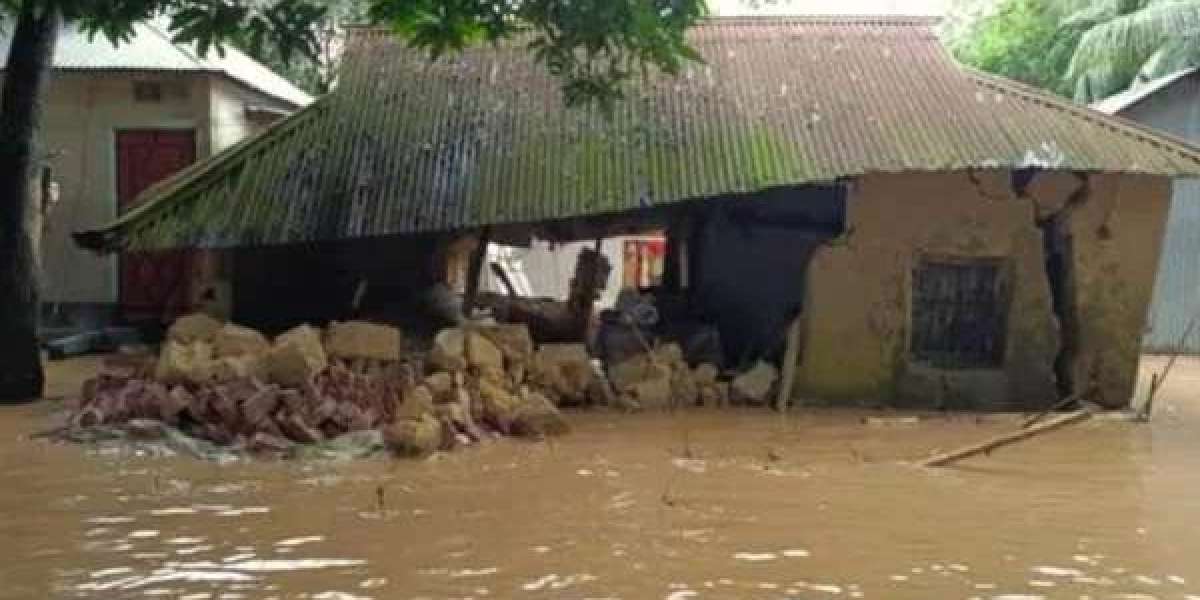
[77,16,1200,251]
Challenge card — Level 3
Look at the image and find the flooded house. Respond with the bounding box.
[75,17,1200,411]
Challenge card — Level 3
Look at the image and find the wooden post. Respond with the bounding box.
[461,227,490,320]
[920,408,1093,468]
[776,314,803,413]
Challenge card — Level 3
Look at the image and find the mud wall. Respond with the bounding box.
[1050,173,1171,408]
[795,170,1170,410]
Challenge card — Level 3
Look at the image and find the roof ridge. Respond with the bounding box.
[346,14,940,33]
[966,67,1200,165]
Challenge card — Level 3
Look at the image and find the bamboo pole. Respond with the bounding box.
[1021,392,1081,429]
[920,408,1093,468]
[775,315,803,413]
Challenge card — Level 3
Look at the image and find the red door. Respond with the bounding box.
[116,130,197,321]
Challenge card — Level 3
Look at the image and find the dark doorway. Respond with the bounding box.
[115,129,197,322]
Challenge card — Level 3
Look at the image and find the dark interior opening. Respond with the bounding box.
[685,184,847,368]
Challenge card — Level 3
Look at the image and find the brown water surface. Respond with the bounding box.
[2,356,1200,599]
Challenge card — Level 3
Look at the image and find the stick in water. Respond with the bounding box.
[921,408,1093,468]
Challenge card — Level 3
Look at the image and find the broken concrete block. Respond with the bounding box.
[513,388,570,437]
[608,353,657,393]
[384,413,443,458]
[478,378,523,432]
[693,363,719,386]
[632,365,673,409]
[476,364,508,385]
[395,385,435,421]
[537,342,590,364]
[248,432,295,454]
[731,361,779,405]
[530,343,593,404]
[166,313,223,344]
[698,383,725,407]
[277,411,324,444]
[436,386,487,441]
[479,323,534,361]
[507,361,527,386]
[325,321,403,361]
[429,328,467,372]
[671,367,700,407]
[466,330,505,371]
[424,372,455,402]
[586,370,619,407]
[653,343,686,368]
[212,323,270,358]
[195,354,266,384]
[155,340,213,385]
[241,386,281,429]
[266,325,328,387]
[162,386,193,424]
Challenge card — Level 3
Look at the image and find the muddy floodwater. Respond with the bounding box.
[3,357,1200,599]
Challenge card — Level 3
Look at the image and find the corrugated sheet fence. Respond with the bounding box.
[1145,180,1200,353]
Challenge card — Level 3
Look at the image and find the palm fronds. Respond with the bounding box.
[1066,0,1200,101]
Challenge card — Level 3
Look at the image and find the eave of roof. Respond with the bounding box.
[0,21,312,108]
[75,16,1200,253]
[1091,68,1199,115]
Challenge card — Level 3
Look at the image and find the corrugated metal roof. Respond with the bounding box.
[1092,68,1199,115]
[77,16,1200,252]
[0,21,312,107]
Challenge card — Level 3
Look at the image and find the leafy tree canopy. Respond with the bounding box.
[2,0,709,108]
[949,0,1200,103]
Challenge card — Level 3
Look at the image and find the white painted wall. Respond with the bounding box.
[36,71,209,306]
[21,71,299,309]
[209,74,295,152]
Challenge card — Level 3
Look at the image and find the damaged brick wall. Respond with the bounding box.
[795,170,1170,410]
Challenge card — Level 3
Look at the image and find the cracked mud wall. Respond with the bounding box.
[795,170,1170,409]
[1043,173,1171,408]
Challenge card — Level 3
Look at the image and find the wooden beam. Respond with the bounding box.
[461,227,490,320]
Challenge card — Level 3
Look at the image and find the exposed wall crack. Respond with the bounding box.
[1020,171,1090,399]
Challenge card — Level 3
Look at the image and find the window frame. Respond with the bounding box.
[907,254,1012,369]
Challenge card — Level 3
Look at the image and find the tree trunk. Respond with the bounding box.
[0,2,61,403]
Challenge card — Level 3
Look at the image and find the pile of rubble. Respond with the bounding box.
[67,314,574,459]
[64,312,785,460]
[603,344,781,410]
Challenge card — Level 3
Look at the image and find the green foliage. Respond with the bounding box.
[369,0,709,109]
[1068,0,1200,101]
[950,0,1078,95]
[952,0,1200,102]
[231,0,370,94]
[2,0,708,107]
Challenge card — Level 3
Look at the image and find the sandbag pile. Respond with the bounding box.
[67,315,572,459]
